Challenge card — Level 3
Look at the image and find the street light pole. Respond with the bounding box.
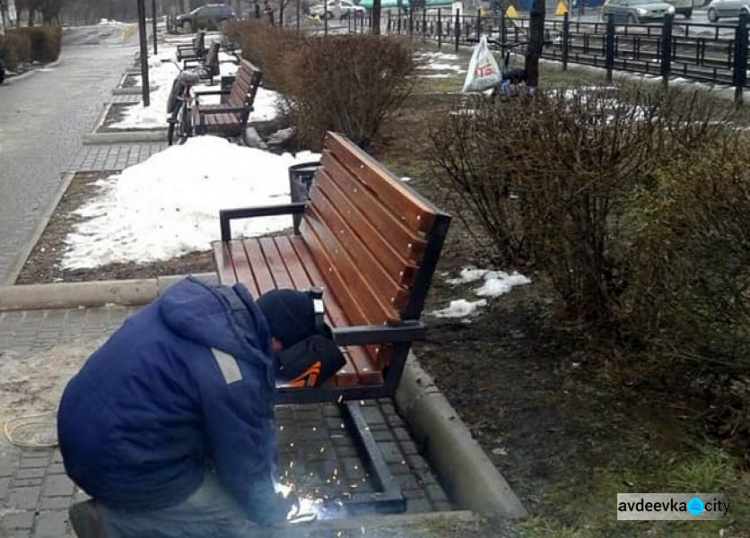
[152,0,158,55]
[137,0,151,107]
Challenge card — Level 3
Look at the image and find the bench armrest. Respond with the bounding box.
[332,322,426,346]
[220,203,306,241]
[198,106,248,116]
[194,89,230,96]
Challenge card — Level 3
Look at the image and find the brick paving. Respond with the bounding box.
[67,141,168,173]
[0,307,452,537]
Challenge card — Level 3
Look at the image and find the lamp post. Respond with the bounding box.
[137,0,151,107]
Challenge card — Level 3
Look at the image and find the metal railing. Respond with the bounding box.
[339,9,750,102]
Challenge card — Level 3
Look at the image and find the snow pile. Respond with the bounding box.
[414,51,465,77]
[431,267,532,318]
[61,137,320,269]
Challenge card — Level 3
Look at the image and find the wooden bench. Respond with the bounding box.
[192,59,262,142]
[211,131,451,405]
[183,42,229,85]
[176,31,206,62]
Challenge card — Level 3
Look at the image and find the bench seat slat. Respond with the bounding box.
[241,239,277,294]
[213,241,237,285]
[325,132,437,233]
[230,240,260,297]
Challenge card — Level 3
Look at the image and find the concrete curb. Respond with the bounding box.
[112,87,144,95]
[3,171,76,286]
[395,356,528,519]
[83,130,168,145]
[4,58,63,85]
[261,510,475,537]
[0,273,217,311]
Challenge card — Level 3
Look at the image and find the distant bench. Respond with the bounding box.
[211,131,451,405]
[193,58,262,143]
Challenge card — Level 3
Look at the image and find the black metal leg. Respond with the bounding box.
[338,400,406,515]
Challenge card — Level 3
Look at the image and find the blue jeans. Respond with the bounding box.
[98,471,256,538]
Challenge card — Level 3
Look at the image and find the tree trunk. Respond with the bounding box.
[525,0,545,87]
[372,0,380,34]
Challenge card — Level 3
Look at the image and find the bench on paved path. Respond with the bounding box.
[176,31,206,62]
[212,131,451,404]
[211,131,451,513]
[192,59,262,142]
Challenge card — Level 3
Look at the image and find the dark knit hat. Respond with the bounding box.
[255,289,316,349]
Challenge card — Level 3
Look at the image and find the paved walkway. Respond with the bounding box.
[0,307,451,537]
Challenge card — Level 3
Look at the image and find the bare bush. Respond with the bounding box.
[431,86,730,323]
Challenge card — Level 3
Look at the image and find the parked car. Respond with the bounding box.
[666,0,694,17]
[176,3,235,31]
[601,0,676,22]
[310,0,367,19]
[706,0,750,21]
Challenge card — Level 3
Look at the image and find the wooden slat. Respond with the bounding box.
[259,237,294,289]
[302,208,401,323]
[317,157,426,262]
[311,169,418,285]
[272,237,374,386]
[241,239,276,294]
[324,132,437,233]
[307,187,411,312]
[228,240,259,297]
[212,241,237,285]
[287,236,384,384]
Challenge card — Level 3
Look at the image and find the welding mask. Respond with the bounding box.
[274,288,346,388]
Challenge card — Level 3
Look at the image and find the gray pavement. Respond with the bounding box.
[0,26,139,286]
[0,307,451,537]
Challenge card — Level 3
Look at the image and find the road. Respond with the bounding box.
[0,24,137,285]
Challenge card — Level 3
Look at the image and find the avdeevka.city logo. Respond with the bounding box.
[617,494,730,521]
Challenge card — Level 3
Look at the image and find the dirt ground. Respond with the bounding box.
[13,47,750,537]
[14,171,215,285]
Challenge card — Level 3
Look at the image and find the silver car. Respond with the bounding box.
[601,0,676,23]
[706,0,750,21]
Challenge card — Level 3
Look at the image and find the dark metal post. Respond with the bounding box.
[605,12,615,84]
[409,8,413,35]
[661,13,673,89]
[388,10,392,33]
[398,8,402,33]
[562,11,569,70]
[500,10,507,43]
[422,7,427,38]
[324,5,328,35]
[454,9,460,53]
[297,0,300,30]
[476,12,481,39]
[151,0,158,55]
[734,11,749,103]
[438,9,442,47]
[137,0,150,107]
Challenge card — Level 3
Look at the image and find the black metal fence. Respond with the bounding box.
[343,10,750,102]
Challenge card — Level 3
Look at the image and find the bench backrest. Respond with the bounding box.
[298,132,451,364]
[195,31,206,56]
[227,59,262,123]
[205,42,220,77]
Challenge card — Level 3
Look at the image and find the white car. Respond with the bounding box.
[707,0,750,21]
[310,0,366,18]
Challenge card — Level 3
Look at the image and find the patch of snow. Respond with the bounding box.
[475,271,531,297]
[61,137,320,269]
[417,62,464,72]
[419,73,458,79]
[431,299,488,318]
[415,51,460,61]
[446,267,489,285]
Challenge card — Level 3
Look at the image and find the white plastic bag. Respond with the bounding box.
[462,36,501,93]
